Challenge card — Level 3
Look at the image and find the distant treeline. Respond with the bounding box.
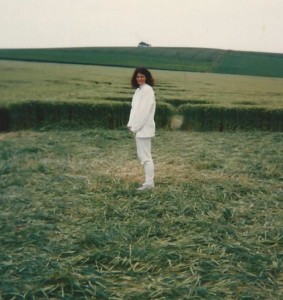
[0,47,282,78]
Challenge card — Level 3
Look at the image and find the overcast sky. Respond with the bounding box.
[1,0,282,53]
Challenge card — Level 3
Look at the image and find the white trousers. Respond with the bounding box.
[135,137,154,185]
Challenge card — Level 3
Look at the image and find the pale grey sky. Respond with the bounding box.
[0,0,283,53]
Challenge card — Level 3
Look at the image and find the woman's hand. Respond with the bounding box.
[127,126,135,136]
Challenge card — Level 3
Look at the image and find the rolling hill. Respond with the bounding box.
[0,47,282,78]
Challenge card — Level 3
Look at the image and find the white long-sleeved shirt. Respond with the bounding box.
[127,84,156,138]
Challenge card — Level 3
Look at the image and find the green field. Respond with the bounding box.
[1,60,282,131]
[0,47,283,78]
[1,60,282,107]
[0,56,282,298]
[0,128,282,299]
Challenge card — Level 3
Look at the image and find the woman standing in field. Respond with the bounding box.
[127,67,156,191]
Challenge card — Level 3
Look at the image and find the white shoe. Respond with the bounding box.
[137,184,155,191]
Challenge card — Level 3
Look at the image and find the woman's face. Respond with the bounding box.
[136,73,146,86]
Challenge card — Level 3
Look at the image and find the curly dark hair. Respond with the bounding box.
[131,67,155,89]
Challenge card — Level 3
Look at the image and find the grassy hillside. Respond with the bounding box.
[213,50,283,77]
[0,47,282,77]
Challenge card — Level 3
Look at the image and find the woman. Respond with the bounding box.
[127,67,156,191]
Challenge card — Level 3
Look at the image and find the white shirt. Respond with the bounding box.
[127,84,156,138]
